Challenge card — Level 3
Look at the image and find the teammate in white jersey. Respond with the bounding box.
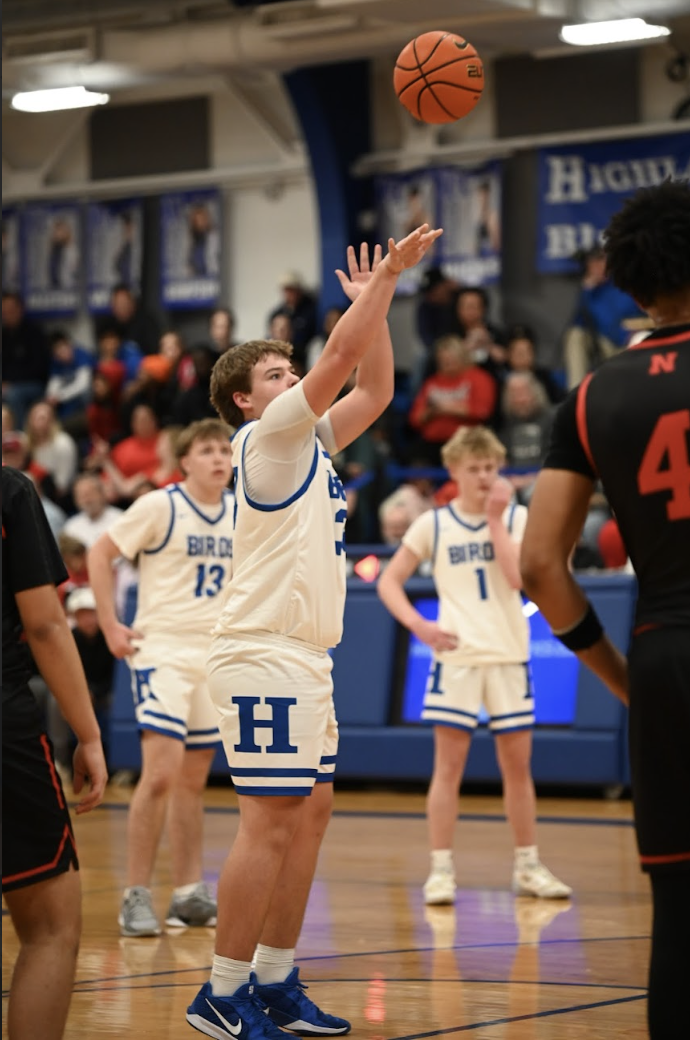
[186,226,442,1040]
[88,419,234,937]
[378,426,572,906]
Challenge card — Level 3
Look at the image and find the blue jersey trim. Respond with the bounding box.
[231,420,257,443]
[447,504,487,533]
[174,484,228,526]
[234,785,313,796]
[488,722,534,733]
[138,722,186,741]
[423,717,476,733]
[139,706,187,727]
[319,754,337,765]
[424,704,478,721]
[507,502,517,535]
[432,509,440,568]
[188,727,223,737]
[489,709,535,721]
[315,773,335,783]
[143,488,176,555]
[229,767,319,778]
[241,433,319,512]
[186,739,222,749]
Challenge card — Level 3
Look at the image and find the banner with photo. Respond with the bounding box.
[86,198,143,312]
[2,207,22,294]
[375,163,502,293]
[375,172,437,295]
[435,161,502,285]
[160,188,221,308]
[537,131,690,273]
[22,202,82,314]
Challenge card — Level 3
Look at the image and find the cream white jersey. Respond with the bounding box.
[212,382,347,651]
[107,483,234,637]
[403,500,529,665]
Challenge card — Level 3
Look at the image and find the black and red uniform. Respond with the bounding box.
[544,326,690,874]
[2,466,79,893]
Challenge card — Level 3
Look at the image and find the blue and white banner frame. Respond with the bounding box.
[22,202,82,315]
[86,198,143,312]
[537,131,690,273]
[435,161,502,286]
[376,172,438,296]
[160,188,222,309]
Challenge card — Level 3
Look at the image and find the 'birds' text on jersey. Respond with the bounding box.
[403,502,529,666]
[107,484,234,637]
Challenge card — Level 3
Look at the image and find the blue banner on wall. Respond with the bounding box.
[22,202,82,315]
[537,132,690,273]
[376,162,502,294]
[160,189,221,308]
[86,198,143,312]
[2,207,22,294]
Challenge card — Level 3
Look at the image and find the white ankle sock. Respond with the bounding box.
[515,845,539,869]
[431,849,454,873]
[173,882,202,899]
[252,943,295,985]
[210,955,252,997]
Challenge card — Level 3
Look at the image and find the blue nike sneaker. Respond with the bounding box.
[254,967,351,1036]
[186,979,289,1039]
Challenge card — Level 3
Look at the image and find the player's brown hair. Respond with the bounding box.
[175,418,233,463]
[210,340,293,427]
[441,425,506,469]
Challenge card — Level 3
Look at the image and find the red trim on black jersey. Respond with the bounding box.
[1,824,76,886]
[40,733,66,810]
[629,330,690,349]
[640,849,690,866]
[575,373,597,475]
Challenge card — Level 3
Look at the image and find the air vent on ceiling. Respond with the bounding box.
[3,28,96,65]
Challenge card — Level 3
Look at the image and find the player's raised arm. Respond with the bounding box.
[301,224,441,421]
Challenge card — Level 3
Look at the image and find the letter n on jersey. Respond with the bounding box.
[233,696,298,754]
[649,352,677,375]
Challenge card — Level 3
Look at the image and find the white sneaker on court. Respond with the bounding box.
[512,862,572,899]
[423,870,457,905]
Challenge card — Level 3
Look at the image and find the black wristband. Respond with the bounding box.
[554,603,604,652]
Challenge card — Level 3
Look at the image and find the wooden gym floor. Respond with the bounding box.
[2,785,650,1039]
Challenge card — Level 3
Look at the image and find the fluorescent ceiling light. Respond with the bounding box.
[11,86,110,113]
[560,18,671,46]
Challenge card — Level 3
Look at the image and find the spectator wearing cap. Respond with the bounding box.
[267,270,318,372]
[562,245,643,389]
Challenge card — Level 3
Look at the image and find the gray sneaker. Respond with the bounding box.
[165,882,217,927]
[118,887,162,937]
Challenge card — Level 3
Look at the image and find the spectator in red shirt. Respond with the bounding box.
[408,335,497,465]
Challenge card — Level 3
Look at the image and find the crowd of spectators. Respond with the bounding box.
[2,258,638,774]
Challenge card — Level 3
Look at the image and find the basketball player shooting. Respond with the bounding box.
[186,223,441,1040]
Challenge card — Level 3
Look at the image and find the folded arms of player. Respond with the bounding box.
[520,468,629,705]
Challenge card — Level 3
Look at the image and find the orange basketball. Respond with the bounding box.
[394,30,484,124]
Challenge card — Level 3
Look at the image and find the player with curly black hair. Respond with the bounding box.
[520,179,690,1040]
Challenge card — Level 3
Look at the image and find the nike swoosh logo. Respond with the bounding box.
[205,997,243,1036]
[454,40,469,49]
